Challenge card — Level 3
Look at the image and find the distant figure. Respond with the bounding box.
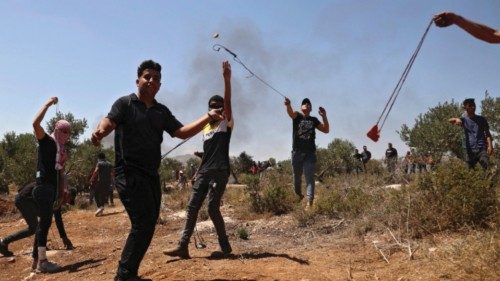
[353,148,363,174]
[404,151,415,174]
[176,170,187,190]
[360,146,372,172]
[449,98,493,169]
[90,152,113,216]
[384,143,398,173]
[424,151,434,172]
[284,97,329,208]
[433,12,500,44]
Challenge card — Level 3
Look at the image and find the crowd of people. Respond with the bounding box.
[0,10,497,281]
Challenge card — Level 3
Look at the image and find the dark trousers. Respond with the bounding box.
[94,183,109,208]
[466,149,489,170]
[3,195,38,244]
[4,195,67,252]
[32,184,56,258]
[180,170,229,247]
[115,171,161,279]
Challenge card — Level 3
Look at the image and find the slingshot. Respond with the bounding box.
[213,44,287,99]
[367,19,433,142]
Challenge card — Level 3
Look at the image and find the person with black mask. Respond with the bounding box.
[164,61,233,259]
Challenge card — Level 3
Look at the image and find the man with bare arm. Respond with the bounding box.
[434,12,500,44]
[91,60,224,281]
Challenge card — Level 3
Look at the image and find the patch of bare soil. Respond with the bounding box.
[0,198,497,281]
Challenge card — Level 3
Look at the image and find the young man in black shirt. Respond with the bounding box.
[91,60,224,281]
[284,97,329,208]
[384,143,398,173]
[164,61,233,259]
[32,97,72,273]
[361,145,372,171]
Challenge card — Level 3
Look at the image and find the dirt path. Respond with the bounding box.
[0,199,492,281]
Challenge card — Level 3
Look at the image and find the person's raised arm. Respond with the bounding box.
[316,106,329,133]
[434,12,500,44]
[222,61,232,122]
[284,97,297,119]
[91,118,116,146]
[33,97,58,140]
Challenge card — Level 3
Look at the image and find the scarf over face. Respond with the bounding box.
[50,119,71,171]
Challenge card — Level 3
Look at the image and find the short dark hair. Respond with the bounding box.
[208,95,224,107]
[137,60,162,78]
[301,98,311,106]
[463,98,475,106]
[98,152,106,160]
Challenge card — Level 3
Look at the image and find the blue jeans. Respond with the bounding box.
[292,151,316,202]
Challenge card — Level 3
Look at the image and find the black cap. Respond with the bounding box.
[301,98,311,106]
[463,98,475,106]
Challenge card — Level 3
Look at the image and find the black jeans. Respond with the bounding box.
[180,170,229,247]
[3,195,38,245]
[115,171,161,279]
[32,183,56,258]
[4,195,67,251]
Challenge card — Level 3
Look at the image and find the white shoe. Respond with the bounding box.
[36,259,61,273]
[94,207,104,217]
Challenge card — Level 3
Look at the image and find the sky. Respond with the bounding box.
[0,0,499,162]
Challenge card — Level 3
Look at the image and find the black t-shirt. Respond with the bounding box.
[107,94,183,175]
[96,160,113,186]
[385,148,398,159]
[198,119,233,174]
[36,134,57,186]
[361,150,371,163]
[292,113,320,153]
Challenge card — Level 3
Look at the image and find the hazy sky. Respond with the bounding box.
[0,0,499,161]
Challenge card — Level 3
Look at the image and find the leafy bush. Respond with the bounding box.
[384,159,497,237]
[243,171,295,215]
[315,186,374,219]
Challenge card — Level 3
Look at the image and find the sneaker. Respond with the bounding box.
[220,241,232,255]
[95,207,104,217]
[163,244,190,259]
[305,200,314,211]
[0,240,13,257]
[36,259,61,273]
[209,243,233,259]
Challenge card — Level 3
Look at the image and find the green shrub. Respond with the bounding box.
[315,185,374,219]
[243,171,295,215]
[236,226,249,240]
[384,159,497,237]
